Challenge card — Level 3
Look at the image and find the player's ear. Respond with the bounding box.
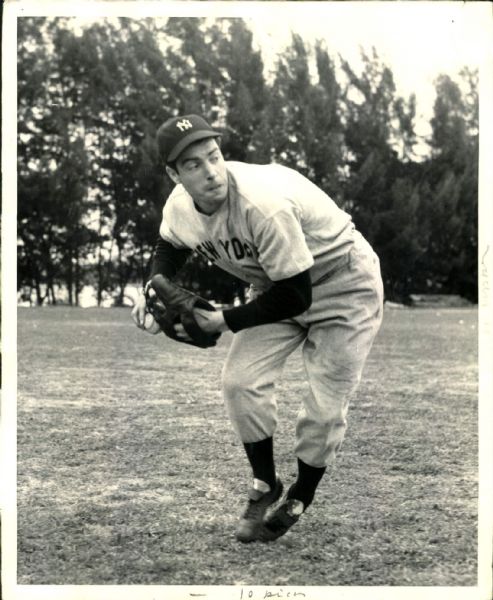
[166,165,181,185]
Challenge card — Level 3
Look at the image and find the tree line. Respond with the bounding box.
[17,17,478,306]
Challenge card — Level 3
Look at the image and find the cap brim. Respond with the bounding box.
[167,130,222,163]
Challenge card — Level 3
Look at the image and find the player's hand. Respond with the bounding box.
[131,291,149,329]
[195,308,229,333]
[174,309,228,341]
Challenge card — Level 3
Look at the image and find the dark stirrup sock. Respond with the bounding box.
[243,437,277,490]
[287,457,326,509]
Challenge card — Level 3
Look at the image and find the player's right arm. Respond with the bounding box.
[131,238,192,329]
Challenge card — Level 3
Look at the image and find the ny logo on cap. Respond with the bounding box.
[176,119,193,132]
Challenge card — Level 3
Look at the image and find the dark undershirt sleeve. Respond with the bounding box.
[222,269,312,333]
[148,237,192,281]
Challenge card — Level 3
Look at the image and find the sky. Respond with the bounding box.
[251,2,489,137]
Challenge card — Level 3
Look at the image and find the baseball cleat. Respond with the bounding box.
[260,497,305,541]
[235,478,283,543]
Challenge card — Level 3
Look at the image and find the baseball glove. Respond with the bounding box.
[145,274,221,349]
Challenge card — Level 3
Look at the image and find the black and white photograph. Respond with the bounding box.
[2,1,492,600]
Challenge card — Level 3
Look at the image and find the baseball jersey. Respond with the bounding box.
[159,161,355,291]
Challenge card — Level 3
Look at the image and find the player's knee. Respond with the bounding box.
[300,400,349,430]
[222,358,260,398]
[221,365,257,399]
[225,397,277,442]
[314,413,347,431]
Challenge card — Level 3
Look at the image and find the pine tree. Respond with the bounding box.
[340,48,423,300]
[218,19,267,163]
[18,18,92,305]
[417,71,478,300]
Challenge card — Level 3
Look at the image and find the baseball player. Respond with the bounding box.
[132,114,384,543]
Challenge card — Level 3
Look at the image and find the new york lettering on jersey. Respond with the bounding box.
[195,237,255,263]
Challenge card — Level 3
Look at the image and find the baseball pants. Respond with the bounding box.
[221,236,384,468]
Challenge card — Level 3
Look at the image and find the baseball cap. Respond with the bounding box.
[156,114,222,165]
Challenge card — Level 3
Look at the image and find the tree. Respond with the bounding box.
[18,18,92,305]
[251,34,313,172]
[340,48,399,228]
[416,70,478,301]
[162,17,228,119]
[54,19,180,305]
[217,19,267,163]
[250,33,346,203]
[340,48,424,300]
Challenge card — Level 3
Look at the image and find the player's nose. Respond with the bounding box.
[204,161,217,180]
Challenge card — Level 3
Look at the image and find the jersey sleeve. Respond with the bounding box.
[156,190,195,249]
[250,205,314,281]
[159,213,188,249]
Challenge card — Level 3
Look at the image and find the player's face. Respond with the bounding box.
[168,139,228,215]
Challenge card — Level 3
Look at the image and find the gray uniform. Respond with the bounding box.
[160,161,384,467]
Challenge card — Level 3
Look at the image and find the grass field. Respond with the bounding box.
[16,305,478,588]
